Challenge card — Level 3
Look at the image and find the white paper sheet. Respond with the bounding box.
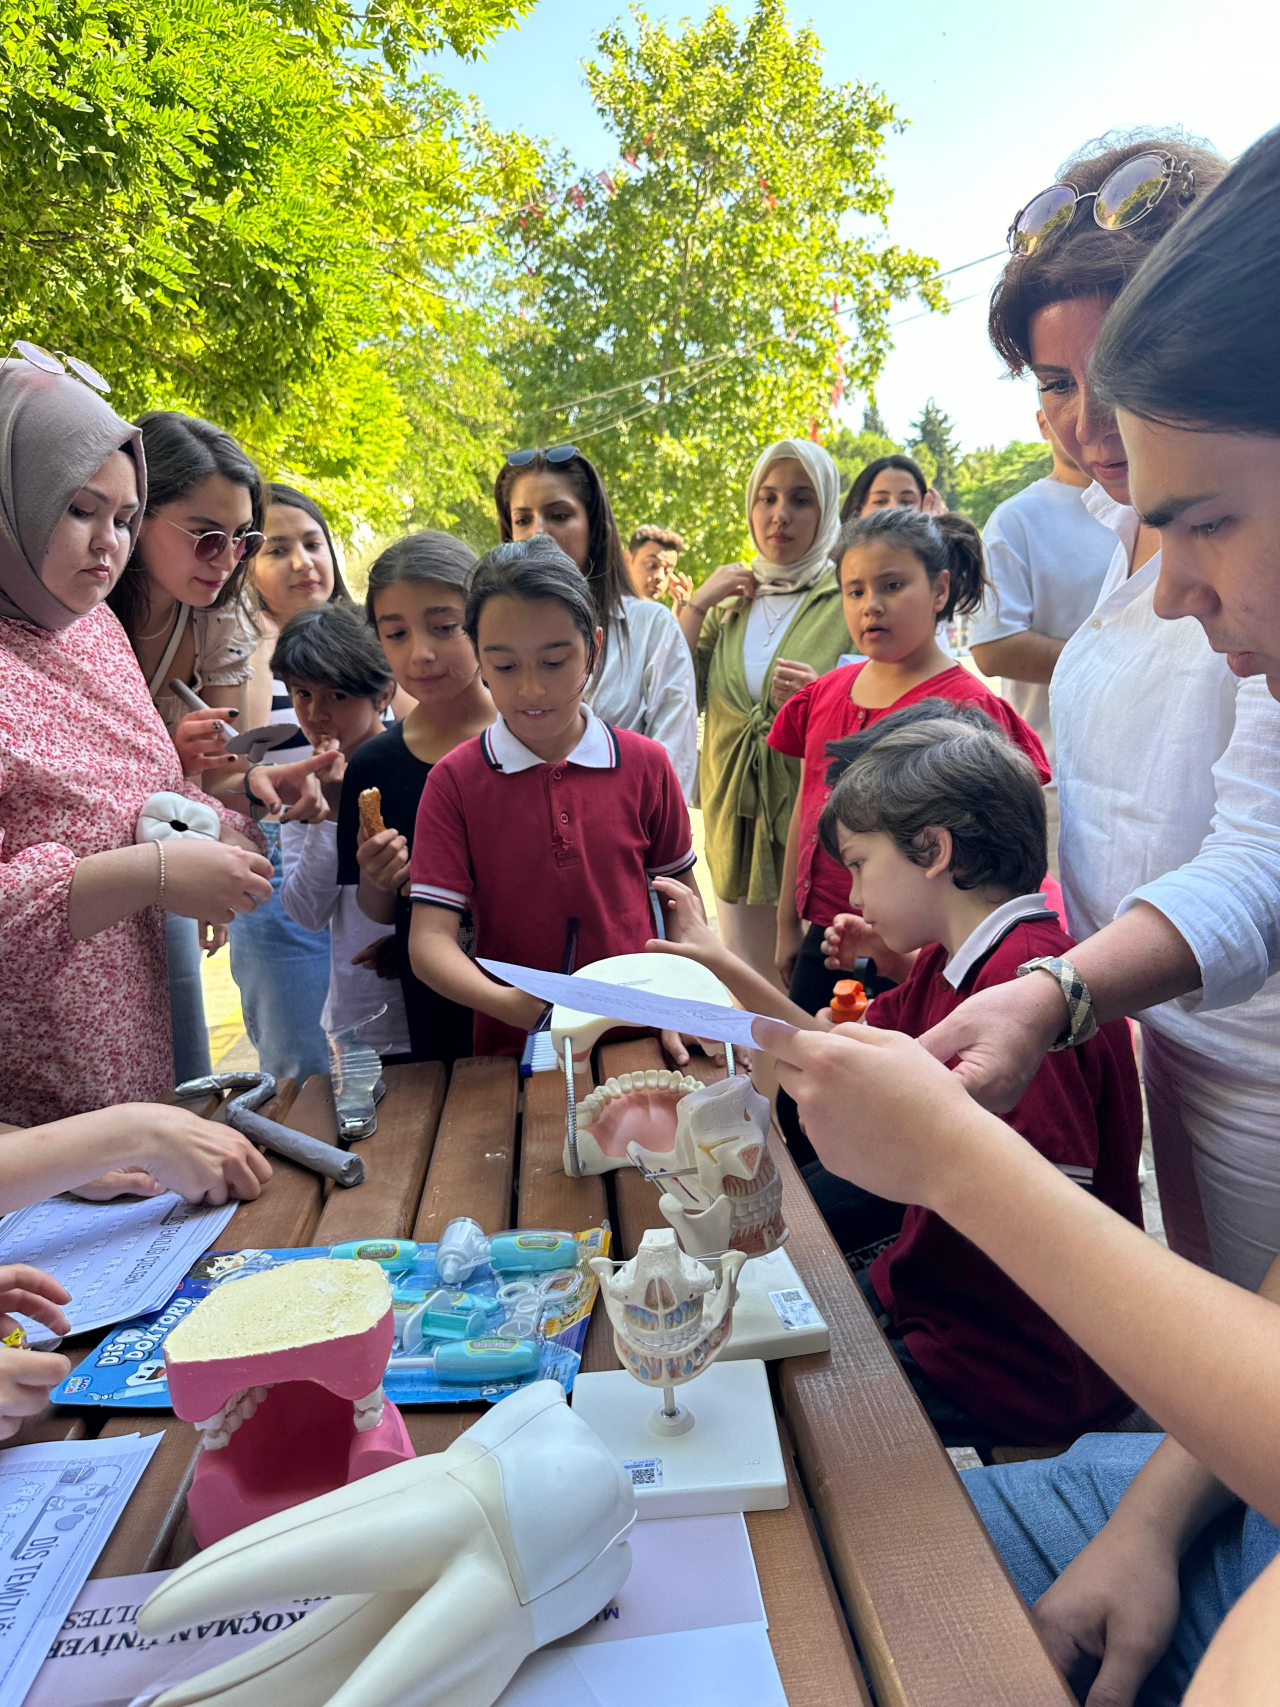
[479,959,794,1052]
[0,1194,237,1346]
[0,1434,161,1707]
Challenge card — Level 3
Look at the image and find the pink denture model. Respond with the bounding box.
[164,1258,414,1547]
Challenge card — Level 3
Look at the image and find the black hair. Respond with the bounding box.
[259,485,352,608]
[839,455,928,524]
[817,700,1046,897]
[465,536,601,677]
[493,448,630,667]
[628,524,687,554]
[989,131,1227,376]
[1094,124,1280,438]
[365,529,479,625]
[833,507,987,621]
[109,411,264,638]
[270,601,394,700]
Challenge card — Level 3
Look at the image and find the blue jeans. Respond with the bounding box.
[166,912,212,1083]
[963,1434,1280,1705]
[227,822,330,1083]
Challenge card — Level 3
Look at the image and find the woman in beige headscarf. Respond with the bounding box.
[678,437,847,984]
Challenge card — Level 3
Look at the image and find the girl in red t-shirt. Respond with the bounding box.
[768,507,1049,1022]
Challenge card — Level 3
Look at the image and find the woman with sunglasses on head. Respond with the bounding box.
[493,445,698,800]
[108,416,340,1079]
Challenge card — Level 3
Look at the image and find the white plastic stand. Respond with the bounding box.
[571,1359,788,1518]
[718,1247,830,1362]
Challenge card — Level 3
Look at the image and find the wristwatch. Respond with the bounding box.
[1016,955,1098,1051]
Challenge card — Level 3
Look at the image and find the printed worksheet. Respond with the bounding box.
[0,1194,237,1345]
[0,1434,161,1707]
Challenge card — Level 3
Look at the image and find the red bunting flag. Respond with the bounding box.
[597,171,617,196]
[569,184,585,211]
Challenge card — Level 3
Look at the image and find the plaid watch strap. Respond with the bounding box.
[1016,955,1099,1050]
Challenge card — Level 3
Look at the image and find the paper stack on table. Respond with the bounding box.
[0,1194,237,1346]
[0,1433,161,1707]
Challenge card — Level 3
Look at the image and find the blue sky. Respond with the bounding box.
[433,0,1279,452]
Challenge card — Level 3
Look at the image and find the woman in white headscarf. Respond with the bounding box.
[677,437,845,984]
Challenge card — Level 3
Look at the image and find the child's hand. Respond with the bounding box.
[490,984,547,1033]
[358,826,411,895]
[0,1342,72,1439]
[775,915,804,987]
[351,935,399,981]
[823,914,917,986]
[770,659,818,709]
[0,1264,71,1342]
[198,920,228,956]
[650,877,718,954]
[173,708,239,777]
[71,1169,166,1201]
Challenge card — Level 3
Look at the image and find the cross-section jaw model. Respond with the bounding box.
[590,1227,745,1388]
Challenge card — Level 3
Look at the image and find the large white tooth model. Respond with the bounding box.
[633,1075,788,1259]
[137,1381,636,1707]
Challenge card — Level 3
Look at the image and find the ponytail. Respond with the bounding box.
[832,507,988,621]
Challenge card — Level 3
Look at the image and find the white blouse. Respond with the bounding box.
[584,595,698,800]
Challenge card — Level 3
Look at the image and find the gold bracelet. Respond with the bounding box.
[155,838,166,904]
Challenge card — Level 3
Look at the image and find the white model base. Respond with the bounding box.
[717,1247,830,1362]
[572,1360,788,1518]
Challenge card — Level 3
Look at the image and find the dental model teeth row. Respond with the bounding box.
[197,1386,270,1451]
[353,1384,385,1434]
[577,1071,701,1129]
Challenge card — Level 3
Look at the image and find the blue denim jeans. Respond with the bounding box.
[165,912,211,1084]
[963,1434,1280,1705]
[227,821,330,1083]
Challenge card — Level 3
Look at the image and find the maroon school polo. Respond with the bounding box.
[866,913,1143,1444]
[768,663,1052,928]
[410,712,695,1055]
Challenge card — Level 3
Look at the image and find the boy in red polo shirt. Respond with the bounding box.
[409,536,702,1056]
[653,701,1143,1449]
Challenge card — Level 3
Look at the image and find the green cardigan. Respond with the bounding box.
[694,578,849,905]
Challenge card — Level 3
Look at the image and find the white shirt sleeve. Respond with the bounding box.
[637,604,700,802]
[969,509,1034,645]
[278,819,340,934]
[1118,677,1280,1009]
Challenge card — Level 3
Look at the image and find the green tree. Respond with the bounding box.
[907,397,961,506]
[827,426,900,503]
[861,400,888,436]
[0,0,540,536]
[953,439,1054,527]
[506,0,943,574]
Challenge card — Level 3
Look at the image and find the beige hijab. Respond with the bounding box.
[745,437,842,595]
[0,361,146,629]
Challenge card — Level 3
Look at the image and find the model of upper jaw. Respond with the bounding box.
[164,1259,414,1548]
[630,1075,788,1259]
[552,953,736,1177]
[137,1382,636,1707]
[590,1228,746,1387]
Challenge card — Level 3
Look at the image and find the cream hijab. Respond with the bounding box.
[745,438,842,595]
[0,362,146,630]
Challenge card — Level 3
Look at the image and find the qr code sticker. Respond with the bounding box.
[769,1287,823,1331]
[623,1457,663,1489]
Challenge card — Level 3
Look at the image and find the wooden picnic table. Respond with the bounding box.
[7,1051,1074,1705]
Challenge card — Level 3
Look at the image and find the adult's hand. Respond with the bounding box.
[917,971,1068,1112]
[691,563,756,611]
[659,568,695,609]
[1033,1518,1181,1707]
[173,708,239,777]
[163,838,274,925]
[921,488,946,515]
[770,658,817,709]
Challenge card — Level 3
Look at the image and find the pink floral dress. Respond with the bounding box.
[0,603,256,1126]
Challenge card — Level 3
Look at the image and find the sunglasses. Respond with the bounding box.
[159,514,265,564]
[505,444,579,468]
[9,339,111,394]
[1008,151,1197,255]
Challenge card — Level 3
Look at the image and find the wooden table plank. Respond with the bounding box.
[219,1074,335,1250]
[414,1059,517,1242]
[90,1417,199,1579]
[773,1134,1072,1707]
[314,1063,446,1245]
[519,1066,607,1232]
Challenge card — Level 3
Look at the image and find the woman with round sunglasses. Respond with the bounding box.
[108,414,339,1078]
[493,445,698,800]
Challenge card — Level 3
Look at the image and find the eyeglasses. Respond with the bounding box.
[505,444,579,468]
[8,339,111,394]
[1007,151,1197,255]
[158,514,265,564]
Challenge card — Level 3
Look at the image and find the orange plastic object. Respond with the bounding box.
[829,979,868,1023]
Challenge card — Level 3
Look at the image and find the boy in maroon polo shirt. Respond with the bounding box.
[653,700,1143,1449]
[409,537,702,1057]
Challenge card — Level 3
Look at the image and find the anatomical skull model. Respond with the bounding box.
[631,1075,788,1260]
[164,1259,414,1547]
[590,1228,746,1392]
[138,1381,636,1707]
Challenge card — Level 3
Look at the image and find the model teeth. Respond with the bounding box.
[353,1384,384,1433]
[577,1073,700,1129]
[198,1384,271,1451]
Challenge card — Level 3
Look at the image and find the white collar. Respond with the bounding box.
[481,705,619,775]
[1083,480,1140,552]
[942,892,1057,990]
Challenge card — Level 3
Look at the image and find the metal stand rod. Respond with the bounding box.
[662,1384,679,1419]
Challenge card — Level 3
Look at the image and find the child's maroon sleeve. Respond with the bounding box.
[765,677,814,758]
[643,748,697,879]
[978,688,1052,784]
[408,761,473,913]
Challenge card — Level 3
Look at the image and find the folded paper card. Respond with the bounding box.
[477,961,793,1053]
